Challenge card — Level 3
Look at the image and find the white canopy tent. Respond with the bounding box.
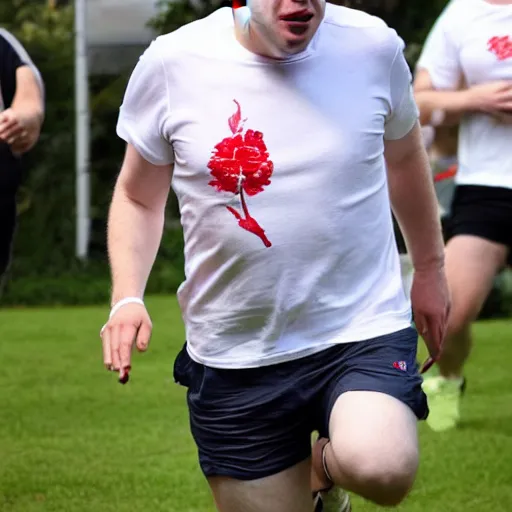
[74,0,159,259]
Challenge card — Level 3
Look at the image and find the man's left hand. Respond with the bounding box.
[410,264,451,364]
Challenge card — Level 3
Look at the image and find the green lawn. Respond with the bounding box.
[0,296,511,511]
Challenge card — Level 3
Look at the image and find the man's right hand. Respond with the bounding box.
[100,302,152,383]
[465,81,512,115]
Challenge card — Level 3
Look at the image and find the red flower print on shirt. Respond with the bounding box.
[207,100,274,248]
[488,36,512,61]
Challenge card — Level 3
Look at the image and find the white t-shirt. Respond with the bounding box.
[117,4,418,368]
[417,0,512,189]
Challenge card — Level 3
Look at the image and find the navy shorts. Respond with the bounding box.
[173,326,428,481]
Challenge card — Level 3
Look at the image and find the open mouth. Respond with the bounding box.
[280,11,314,23]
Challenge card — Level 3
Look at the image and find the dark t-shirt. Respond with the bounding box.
[0,29,31,196]
[0,30,25,108]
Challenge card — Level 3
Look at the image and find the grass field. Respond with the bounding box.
[0,296,511,512]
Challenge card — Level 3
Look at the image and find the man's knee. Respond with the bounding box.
[330,441,418,506]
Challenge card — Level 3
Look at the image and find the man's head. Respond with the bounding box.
[233,0,326,59]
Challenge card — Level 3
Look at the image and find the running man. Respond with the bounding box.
[414,0,512,432]
[102,1,450,510]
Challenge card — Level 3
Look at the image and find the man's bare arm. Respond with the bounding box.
[414,69,512,127]
[413,69,468,126]
[385,122,444,270]
[385,122,450,361]
[108,144,173,305]
[0,66,45,153]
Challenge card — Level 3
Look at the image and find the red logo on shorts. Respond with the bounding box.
[393,361,408,372]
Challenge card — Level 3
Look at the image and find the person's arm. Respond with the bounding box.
[411,3,465,126]
[385,123,444,271]
[0,31,44,153]
[7,66,45,152]
[384,33,450,362]
[101,38,175,382]
[413,5,512,126]
[414,69,512,127]
[413,70,467,126]
[108,145,173,305]
[386,123,451,368]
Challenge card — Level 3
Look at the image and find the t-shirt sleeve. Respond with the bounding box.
[0,29,45,110]
[116,40,174,166]
[384,34,419,141]
[0,34,24,76]
[415,4,461,90]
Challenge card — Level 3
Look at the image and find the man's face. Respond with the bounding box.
[249,0,326,56]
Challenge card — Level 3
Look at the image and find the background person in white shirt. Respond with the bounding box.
[101,1,450,510]
[414,0,512,433]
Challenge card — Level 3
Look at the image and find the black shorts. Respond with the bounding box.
[173,327,428,481]
[445,185,512,265]
[393,214,407,254]
[393,215,451,255]
[0,198,17,277]
[1,149,22,278]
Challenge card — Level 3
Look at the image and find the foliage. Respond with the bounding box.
[4,2,76,279]
[1,3,124,305]
[147,0,223,34]
[2,0,510,319]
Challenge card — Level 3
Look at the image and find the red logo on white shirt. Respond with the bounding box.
[488,35,512,61]
[207,100,274,248]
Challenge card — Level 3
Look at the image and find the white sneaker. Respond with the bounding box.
[315,488,352,512]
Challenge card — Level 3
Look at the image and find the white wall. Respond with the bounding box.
[86,0,159,47]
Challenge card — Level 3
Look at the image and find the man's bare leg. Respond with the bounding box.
[209,459,314,512]
[423,235,507,431]
[312,391,419,507]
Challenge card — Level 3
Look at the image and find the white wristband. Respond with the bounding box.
[109,297,144,319]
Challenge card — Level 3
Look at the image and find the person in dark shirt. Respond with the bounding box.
[0,28,44,290]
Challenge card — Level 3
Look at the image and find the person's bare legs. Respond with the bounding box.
[423,234,508,431]
[209,459,314,512]
[312,391,419,507]
[439,235,507,377]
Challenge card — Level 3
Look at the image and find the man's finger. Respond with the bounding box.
[420,356,436,374]
[136,322,152,352]
[0,114,16,127]
[424,315,443,359]
[415,311,441,361]
[414,313,428,337]
[119,324,137,370]
[0,114,19,130]
[438,317,448,355]
[101,325,113,370]
[110,324,121,371]
[0,123,21,141]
